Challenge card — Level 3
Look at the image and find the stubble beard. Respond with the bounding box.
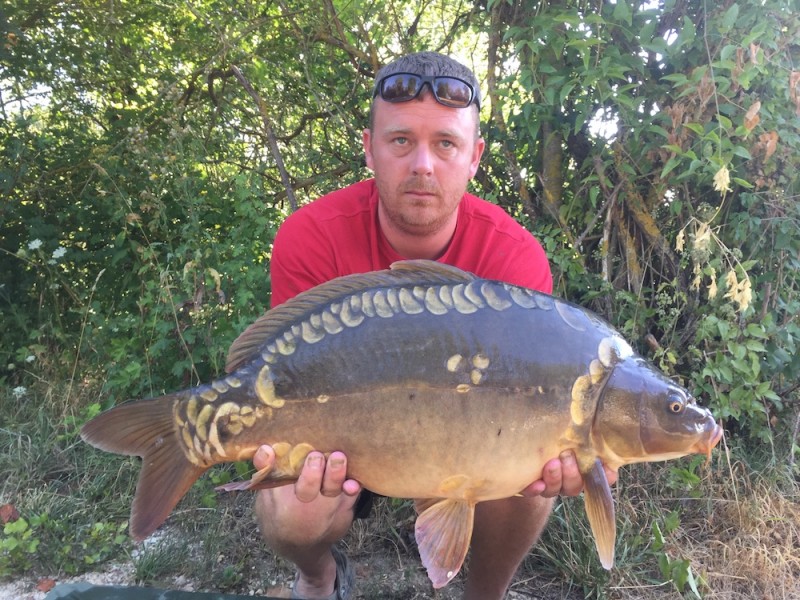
[376,177,459,237]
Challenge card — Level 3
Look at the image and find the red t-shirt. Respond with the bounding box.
[270,179,552,306]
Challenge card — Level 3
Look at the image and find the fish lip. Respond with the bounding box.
[697,423,724,460]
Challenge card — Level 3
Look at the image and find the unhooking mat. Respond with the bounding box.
[44,583,284,599]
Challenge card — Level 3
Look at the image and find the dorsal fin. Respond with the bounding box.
[225,260,476,373]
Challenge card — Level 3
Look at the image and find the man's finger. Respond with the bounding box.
[557,450,584,497]
[294,452,325,503]
[538,456,564,498]
[320,451,348,497]
[253,445,275,470]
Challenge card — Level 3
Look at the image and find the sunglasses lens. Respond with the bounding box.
[378,74,474,108]
[380,74,421,102]
[432,77,473,107]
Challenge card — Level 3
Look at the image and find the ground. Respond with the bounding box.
[0,545,583,600]
[2,464,799,600]
[0,495,587,600]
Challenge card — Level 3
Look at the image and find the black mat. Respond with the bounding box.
[44,583,284,600]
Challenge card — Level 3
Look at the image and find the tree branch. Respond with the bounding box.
[230,65,298,212]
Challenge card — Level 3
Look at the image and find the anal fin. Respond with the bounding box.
[582,458,616,569]
[415,498,475,588]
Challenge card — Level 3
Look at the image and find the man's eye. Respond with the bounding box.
[440,140,454,148]
[393,137,408,145]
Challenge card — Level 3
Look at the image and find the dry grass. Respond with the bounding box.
[666,467,800,600]
[596,449,800,600]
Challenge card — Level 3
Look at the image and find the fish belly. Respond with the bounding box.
[238,385,574,502]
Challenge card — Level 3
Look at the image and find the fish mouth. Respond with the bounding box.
[696,422,724,461]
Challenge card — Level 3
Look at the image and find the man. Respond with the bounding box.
[254,52,617,600]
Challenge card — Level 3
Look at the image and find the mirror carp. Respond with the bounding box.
[81,260,722,588]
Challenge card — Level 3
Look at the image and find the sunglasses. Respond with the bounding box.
[373,73,478,108]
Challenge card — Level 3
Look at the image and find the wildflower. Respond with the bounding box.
[52,247,67,259]
[708,278,718,299]
[28,239,43,250]
[690,263,702,290]
[675,229,685,253]
[723,269,753,313]
[713,165,731,195]
[25,355,35,363]
[12,386,27,398]
[693,222,712,253]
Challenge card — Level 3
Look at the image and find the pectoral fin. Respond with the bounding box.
[415,498,475,588]
[582,458,616,569]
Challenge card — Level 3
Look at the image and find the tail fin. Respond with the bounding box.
[81,394,207,540]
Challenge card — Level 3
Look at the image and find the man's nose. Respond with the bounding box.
[411,145,434,175]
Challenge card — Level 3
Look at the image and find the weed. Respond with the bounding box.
[133,536,191,584]
[652,516,705,598]
[0,515,42,576]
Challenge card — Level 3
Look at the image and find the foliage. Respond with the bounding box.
[0,385,133,579]
[485,0,799,452]
[1,0,798,591]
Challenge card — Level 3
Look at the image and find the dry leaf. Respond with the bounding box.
[744,100,761,132]
[749,43,759,65]
[758,131,779,161]
[36,579,57,593]
[0,503,20,524]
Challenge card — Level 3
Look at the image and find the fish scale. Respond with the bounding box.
[81,260,722,590]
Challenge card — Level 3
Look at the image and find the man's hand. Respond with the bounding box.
[253,445,361,543]
[519,451,618,498]
[253,445,361,501]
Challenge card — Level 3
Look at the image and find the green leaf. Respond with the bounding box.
[612,0,633,26]
[661,156,682,178]
[683,122,705,135]
[652,520,665,550]
[721,4,740,32]
[661,73,689,84]
[746,323,768,338]
[677,16,696,48]
[717,114,733,129]
[687,569,703,599]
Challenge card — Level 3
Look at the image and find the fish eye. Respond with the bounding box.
[668,394,685,414]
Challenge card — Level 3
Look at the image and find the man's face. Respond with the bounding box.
[363,93,485,238]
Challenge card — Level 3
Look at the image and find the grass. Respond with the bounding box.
[1,381,798,599]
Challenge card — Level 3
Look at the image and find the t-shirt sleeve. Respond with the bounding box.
[269,210,339,307]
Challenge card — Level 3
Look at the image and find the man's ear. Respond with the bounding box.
[469,137,485,179]
[362,128,374,171]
